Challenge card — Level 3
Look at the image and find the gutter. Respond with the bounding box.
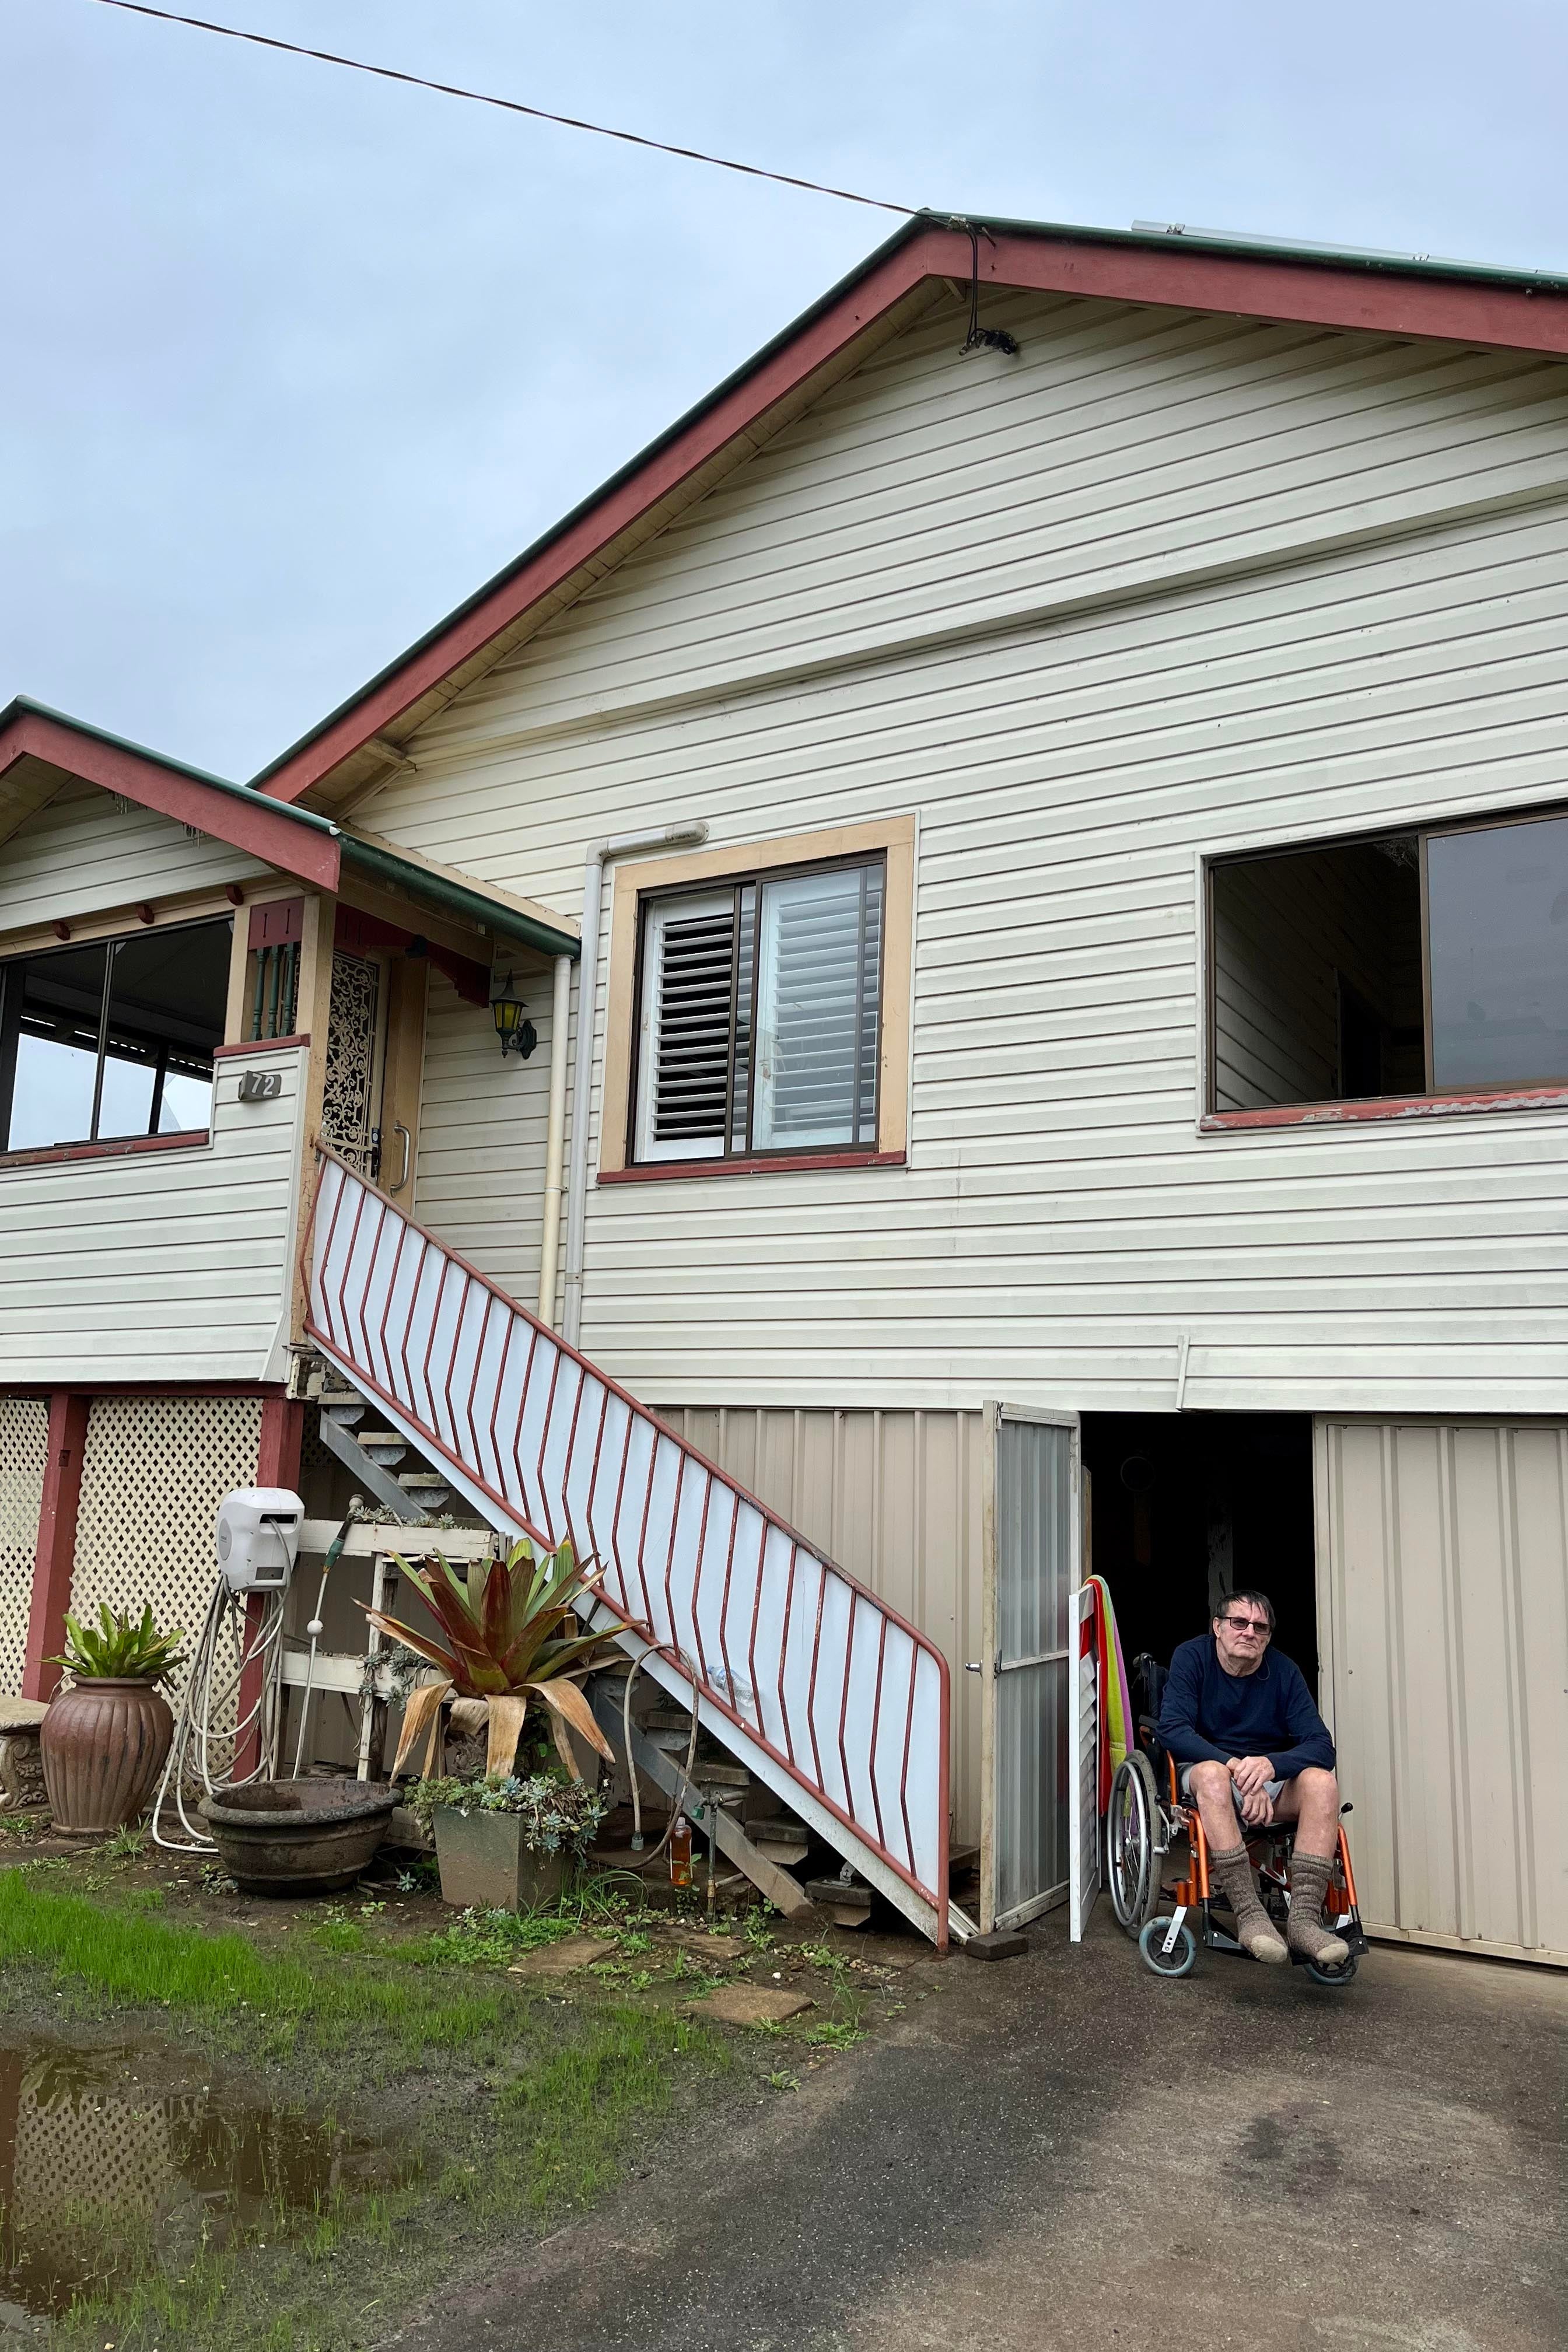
[336,834,578,961]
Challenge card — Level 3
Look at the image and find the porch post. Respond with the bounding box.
[22,1392,92,1702]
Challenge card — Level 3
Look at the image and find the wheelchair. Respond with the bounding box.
[1108,1653,1367,1986]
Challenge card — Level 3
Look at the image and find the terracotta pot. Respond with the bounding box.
[432,1807,571,1912]
[40,1677,174,1836]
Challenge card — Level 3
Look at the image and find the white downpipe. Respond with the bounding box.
[536,951,573,1326]
[562,822,709,1348]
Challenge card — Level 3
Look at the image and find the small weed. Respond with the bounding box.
[766,2068,799,2091]
[309,1918,367,1955]
[121,1884,166,1912]
[618,1929,653,1956]
[802,2018,864,2049]
[198,1861,239,1896]
[102,1822,146,1860]
[744,1914,776,1955]
[359,1898,387,1916]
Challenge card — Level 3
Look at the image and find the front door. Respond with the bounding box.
[982,1404,1081,1933]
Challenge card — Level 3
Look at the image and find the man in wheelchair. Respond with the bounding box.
[1155,1591,1349,1968]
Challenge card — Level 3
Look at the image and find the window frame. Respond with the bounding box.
[0,912,233,1160]
[1200,800,1568,1131]
[601,817,915,1182]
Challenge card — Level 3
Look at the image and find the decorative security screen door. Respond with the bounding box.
[982,1404,1082,1934]
[321,949,389,1178]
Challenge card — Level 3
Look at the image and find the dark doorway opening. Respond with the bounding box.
[1080,1412,1317,1690]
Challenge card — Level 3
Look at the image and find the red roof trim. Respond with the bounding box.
[254,223,1568,809]
[0,708,341,887]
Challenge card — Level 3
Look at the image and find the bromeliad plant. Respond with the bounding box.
[362,1535,617,1784]
[50,1604,187,1684]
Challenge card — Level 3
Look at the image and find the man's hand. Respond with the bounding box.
[1227,1755,1276,1825]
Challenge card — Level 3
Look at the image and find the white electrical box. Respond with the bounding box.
[216,1487,304,1594]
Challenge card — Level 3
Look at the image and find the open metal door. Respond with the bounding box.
[980,1404,1080,1934]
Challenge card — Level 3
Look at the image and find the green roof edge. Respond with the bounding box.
[1,695,578,958]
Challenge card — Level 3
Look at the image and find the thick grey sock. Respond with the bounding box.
[1208,1841,1287,1964]
[1287,1849,1351,1965]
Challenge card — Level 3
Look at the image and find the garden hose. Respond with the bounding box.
[151,1517,349,1854]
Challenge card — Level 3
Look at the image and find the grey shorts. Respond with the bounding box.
[1180,1765,1284,1807]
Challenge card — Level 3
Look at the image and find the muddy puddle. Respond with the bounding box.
[0,2038,415,2324]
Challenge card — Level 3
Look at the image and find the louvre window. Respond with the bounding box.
[633,859,883,1163]
[0,918,231,1152]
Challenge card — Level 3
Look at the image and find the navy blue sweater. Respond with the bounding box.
[1156,1634,1335,1778]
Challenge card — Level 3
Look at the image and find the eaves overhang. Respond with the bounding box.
[249,209,1568,811]
[0,698,579,959]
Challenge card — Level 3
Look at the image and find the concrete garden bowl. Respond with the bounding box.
[200,1777,398,1894]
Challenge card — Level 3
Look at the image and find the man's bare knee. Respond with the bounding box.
[1298,1766,1339,1807]
[1189,1762,1231,1800]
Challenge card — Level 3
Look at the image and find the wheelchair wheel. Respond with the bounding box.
[1306,1955,1359,1987]
[1107,1753,1160,1934]
[1139,1915,1198,1978]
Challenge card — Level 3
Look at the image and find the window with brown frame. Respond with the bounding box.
[1208,806,1568,1115]
[630,855,885,1163]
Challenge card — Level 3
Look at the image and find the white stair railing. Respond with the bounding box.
[303,1148,953,1945]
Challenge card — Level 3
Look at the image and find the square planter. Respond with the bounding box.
[432,1805,573,1911]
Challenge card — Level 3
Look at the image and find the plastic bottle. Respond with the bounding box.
[670,1814,692,1888]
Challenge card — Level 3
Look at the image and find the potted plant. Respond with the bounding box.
[40,1604,187,1838]
[363,1535,618,1910]
[406,1769,608,1910]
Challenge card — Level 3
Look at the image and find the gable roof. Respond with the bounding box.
[251,209,1568,812]
[0,698,578,957]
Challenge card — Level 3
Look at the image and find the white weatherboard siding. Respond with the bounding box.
[412,970,563,1308]
[0,1043,306,1385]
[0,778,265,931]
[365,289,1568,1415]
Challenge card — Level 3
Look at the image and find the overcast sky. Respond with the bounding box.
[4,1,1564,782]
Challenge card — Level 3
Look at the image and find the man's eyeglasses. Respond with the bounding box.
[1219,1615,1270,1637]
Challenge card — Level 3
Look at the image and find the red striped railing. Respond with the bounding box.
[302,1147,951,1943]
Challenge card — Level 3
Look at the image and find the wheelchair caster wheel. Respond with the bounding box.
[1139,1916,1197,1978]
[1306,1955,1359,1987]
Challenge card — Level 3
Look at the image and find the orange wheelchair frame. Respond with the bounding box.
[1108,1741,1367,1985]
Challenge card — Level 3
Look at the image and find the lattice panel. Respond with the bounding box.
[0,1398,48,1696]
[12,2082,175,2232]
[70,1397,263,1681]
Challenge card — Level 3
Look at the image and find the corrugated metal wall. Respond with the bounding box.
[652,1405,986,1845]
[1316,1417,1568,1965]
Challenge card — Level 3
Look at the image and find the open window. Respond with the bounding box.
[1208,807,1568,1119]
[0,916,231,1153]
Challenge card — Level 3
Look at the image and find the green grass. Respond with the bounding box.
[0,1864,508,2050]
[0,1866,730,2352]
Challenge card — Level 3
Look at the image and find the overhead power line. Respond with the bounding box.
[78,0,917,216]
